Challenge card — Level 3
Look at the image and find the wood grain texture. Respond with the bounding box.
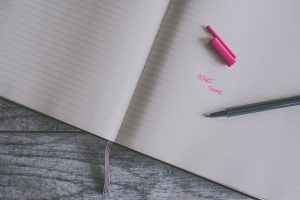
[0,98,253,200]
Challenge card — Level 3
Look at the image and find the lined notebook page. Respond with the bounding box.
[0,0,14,34]
[0,0,169,140]
[117,1,300,199]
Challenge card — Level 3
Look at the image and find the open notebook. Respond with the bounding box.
[0,0,299,199]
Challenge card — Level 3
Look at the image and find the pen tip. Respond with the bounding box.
[203,113,210,117]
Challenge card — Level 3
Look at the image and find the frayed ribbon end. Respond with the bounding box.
[103,140,113,195]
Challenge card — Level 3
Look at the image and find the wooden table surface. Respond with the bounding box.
[0,98,254,200]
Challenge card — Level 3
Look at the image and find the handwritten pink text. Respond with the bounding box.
[196,73,223,96]
[197,73,214,84]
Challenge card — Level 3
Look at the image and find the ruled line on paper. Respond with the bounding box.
[0,0,13,32]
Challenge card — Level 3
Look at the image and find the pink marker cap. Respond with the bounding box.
[206,25,236,67]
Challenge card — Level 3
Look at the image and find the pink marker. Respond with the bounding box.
[206,25,236,67]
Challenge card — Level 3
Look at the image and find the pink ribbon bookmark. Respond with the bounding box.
[206,25,236,67]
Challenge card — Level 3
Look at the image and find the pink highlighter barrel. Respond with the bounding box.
[206,25,236,67]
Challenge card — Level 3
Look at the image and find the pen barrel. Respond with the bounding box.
[226,95,300,117]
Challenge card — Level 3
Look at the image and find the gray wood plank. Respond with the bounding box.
[0,99,77,131]
[0,132,104,200]
[0,98,253,200]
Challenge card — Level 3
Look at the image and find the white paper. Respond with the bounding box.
[117,1,300,199]
[0,0,169,140]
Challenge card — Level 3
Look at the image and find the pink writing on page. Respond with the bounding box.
[208,85,222,95]
[196,73,223,96]
[197,73,214,84]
